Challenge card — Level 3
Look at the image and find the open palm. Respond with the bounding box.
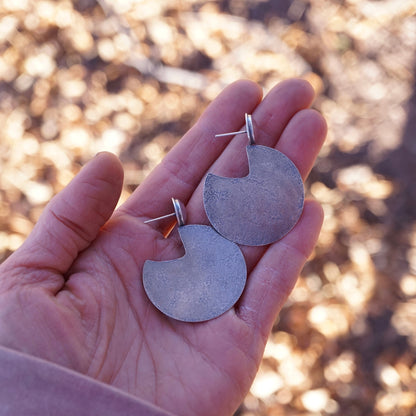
[0,79,326,416]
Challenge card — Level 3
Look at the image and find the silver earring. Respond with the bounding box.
[203,114,304,246]
[143,198,246,322]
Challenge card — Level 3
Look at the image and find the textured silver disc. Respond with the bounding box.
[203,145,304,246]
[143,225,246,322]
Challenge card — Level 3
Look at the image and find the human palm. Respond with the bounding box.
[0,79,326,416]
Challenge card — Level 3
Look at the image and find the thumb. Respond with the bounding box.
[4,152,124,280]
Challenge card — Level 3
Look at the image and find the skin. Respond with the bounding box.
[0,79,326,416]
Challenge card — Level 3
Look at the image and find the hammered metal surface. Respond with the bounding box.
[143,225,246,322]
[203,145,304,246]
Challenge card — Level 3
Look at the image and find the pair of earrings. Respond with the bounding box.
[143,114,304,322]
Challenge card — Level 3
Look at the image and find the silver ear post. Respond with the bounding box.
[214,113,255,145]
[144,212,176,224]
[144,198,186,226]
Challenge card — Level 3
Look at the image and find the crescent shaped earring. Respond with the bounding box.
[143,198,246,322]
[203,114,304,246]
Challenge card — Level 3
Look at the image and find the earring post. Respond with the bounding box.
[144,212,176,224]
[215,130,247,138]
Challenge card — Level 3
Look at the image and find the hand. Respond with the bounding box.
[0,79,326,416]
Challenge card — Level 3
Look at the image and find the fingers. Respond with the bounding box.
[119,80,262,221]
[235,200,324,340]
[120,78,320,233]
[3,153,124,284]
[187,82,325,226]
[193,79,316,182]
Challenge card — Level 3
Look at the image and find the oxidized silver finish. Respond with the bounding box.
[203,145,304,246]
[143,225,246,322]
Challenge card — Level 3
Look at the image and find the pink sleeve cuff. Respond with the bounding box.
[0,345,175,416]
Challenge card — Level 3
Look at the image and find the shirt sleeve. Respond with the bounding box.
[0,345,176,416]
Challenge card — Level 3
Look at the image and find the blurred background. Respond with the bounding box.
[1,0,416,414]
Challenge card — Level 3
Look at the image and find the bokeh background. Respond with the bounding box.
[1,0,416,414]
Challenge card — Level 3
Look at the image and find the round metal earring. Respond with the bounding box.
[143,198,247,322]
[203,114,304,246]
